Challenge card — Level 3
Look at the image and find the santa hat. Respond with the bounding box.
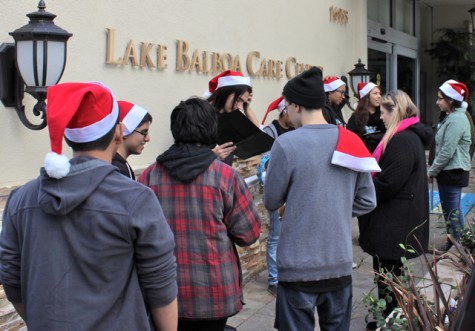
[358,82,377,100]
[204,70,252,98]
[323,76,345,92]
[439,79,469,108]
[44,82,119,179]
[118,101,148,136]
[331,126,381,172]
[261,96,285,125]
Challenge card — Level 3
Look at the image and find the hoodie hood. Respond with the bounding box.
[157,144,217,183]
[407,122,434,147]
[38,156,117,216]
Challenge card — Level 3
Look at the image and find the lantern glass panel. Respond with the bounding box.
[351,76,362,94]
[16,40,35,86]
[16,40,65,87]
[45,41,65,86]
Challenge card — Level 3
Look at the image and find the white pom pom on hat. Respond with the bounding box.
[44,152,71,179]
[44,82,119,179]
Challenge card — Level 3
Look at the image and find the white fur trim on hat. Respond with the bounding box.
[217,76,252,89]
[64,94,119,142]
[439,80,465,102]
[122,104,148,136]
[64,82,119,143]
[44,152,71,179]
[277,98,286,112]
[359,82,377,99]
[324,78,345,92]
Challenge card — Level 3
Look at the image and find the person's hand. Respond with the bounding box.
[212,142,236,160]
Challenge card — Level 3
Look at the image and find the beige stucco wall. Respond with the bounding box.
[0,0,367,187]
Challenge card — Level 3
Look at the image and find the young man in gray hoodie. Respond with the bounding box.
[264,67,378,331]
[0,82,178,331]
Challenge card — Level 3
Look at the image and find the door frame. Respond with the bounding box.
[367,20,419,105]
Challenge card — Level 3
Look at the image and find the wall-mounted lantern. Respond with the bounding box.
[469,4,475,32]
[0,1,72,130]
[347,59,372,99]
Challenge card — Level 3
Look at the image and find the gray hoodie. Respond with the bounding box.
[0,157,177,331]
[264,125,376,282]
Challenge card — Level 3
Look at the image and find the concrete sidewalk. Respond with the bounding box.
[228,171,475,330]
[227,218,436,331]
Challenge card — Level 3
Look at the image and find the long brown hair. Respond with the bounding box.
[353,92,378,135]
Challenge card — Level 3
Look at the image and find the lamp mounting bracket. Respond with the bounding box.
[0,43,47,130]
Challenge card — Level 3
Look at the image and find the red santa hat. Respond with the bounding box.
[118,101,149,136]
[323,76,345,92]
[357,82,378,100]
[44,82,119,179]
[331,126,381,172]
[203,70,252,98]
[439,79,469,108]
[261,96,285,125]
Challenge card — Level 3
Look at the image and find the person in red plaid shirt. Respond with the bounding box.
[139,97,262,331]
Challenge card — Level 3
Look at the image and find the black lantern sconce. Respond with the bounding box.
[469,4,475,32]
[347,59,372,99]
[0,1,72,130]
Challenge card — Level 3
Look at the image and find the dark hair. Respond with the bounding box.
[65,120,119,152]
[207,85,252,111]
[439,89,463,109]
[138,112,153,127]
[353,93,381,135]
[170,97,217,145]
[325,92,333,107]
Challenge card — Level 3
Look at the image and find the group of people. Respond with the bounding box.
[0,64,472,331]
[0,78,263,331]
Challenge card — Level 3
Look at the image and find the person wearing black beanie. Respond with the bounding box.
[283,66,326,109]
[283,67,336,124]
[265,66,377,330]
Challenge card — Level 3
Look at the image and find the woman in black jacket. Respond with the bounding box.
[359,90,432,318]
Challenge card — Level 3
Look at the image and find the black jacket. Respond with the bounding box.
[359,122,433,260]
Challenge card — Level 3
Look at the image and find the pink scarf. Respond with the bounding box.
[371,116,420,176]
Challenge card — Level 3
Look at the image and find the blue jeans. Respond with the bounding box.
[275,284,352,331]
[266,210,281,285]
[438,184,464,241]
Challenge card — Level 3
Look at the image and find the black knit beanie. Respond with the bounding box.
[282,66,325,109]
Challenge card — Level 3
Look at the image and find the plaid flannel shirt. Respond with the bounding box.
[139,159,261,319]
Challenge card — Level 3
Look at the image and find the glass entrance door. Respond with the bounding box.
[393,45,418,105]
[368,48,389,94]
[397,54,416,99]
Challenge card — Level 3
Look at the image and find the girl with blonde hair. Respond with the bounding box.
[359,90,432,322]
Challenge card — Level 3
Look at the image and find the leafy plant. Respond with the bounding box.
[459,218,475,255]
[363,238,474,331]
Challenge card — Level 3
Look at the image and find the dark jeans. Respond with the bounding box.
[438,183,464,242]
[178,318,228,331]
[373,257,403,317]
[275,284,352,331]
